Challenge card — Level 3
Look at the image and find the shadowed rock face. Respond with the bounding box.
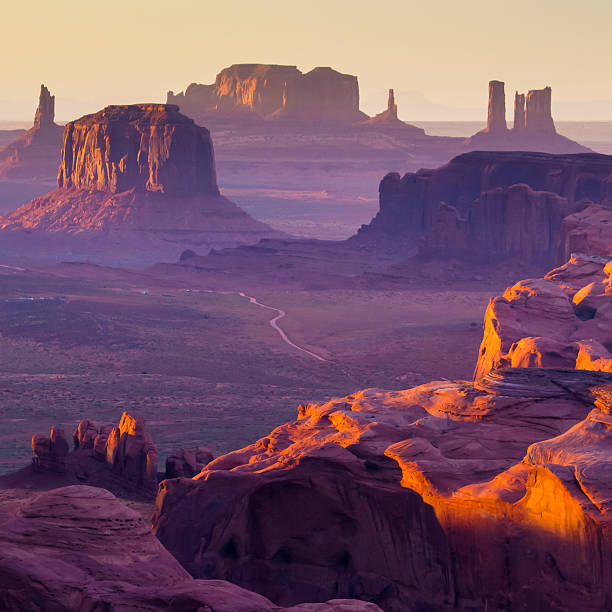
[0,485,380,611]
[475,254,612,381]
[57,104,218,196]
[357,150,612,266]
[152,367,612,612]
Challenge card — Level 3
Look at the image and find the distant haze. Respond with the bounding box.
[1,0,611,122]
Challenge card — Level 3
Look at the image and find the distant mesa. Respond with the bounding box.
[168,63,367,122]
[465,80,588,153]
[0,103,282,264]
[356,150,612,267]
[0,84,63,179]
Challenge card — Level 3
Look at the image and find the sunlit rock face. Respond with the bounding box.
[0,104,280,263]
[152,367,612,611]
[0,485,381,611]
[57,104,218,195]
[357,150,612,266]
[168,63,366,122]
[475,255,612,381]
[0,84,63,179]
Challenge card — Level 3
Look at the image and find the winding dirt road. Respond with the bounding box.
[238,292,328,362]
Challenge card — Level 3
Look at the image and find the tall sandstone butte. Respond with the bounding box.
[513,91,526,130]
[525,86,556,133]
[356,150,612,267]
[0,83,63,179]
[486,80,507,132]
[0,104,279,263]
[57,104,218,196]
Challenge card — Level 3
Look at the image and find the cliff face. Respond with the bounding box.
[474,254,612,381]
[152,366,612,612]
[0,84,63,179]
[57,104,218,196]
[357,151,612,266]
[0,104,281,263]
[167,63,365,122]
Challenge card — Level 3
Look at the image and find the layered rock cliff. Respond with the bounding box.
[168,63,367,122]
[0,84,63,179]
[0,104,281,263]
[356,150,612,266]
[152,367,612,611]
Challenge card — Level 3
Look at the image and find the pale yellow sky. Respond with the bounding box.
[0,0,610,121]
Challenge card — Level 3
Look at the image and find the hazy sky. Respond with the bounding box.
[1,0,610,122]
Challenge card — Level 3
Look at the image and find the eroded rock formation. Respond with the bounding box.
[168,64,366,122]
[31,427,69,473]
[0,104,281,264]
[475,254,612,380]
[361,88,426,135]
[525,86,556,133]
[152,367,612,611]
[357,150,612,266]
[0,485,380,611]
[486,80,507,132]
[513,91,525,130]
[467,80,586,153]
[0,84,63,179]
[57,104,218,195]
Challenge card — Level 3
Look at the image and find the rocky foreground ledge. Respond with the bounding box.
[0,485,380,611]
[3,255,611,611]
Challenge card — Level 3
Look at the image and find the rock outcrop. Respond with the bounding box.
[33,84,55,129]
[513,91,526,131]
[485,80,507,132]
[31,427,69,473]
[0,84,63,179]
[466,80,587,153]
[168,64,367,122]
[32,412,158,495]
[152,367,612,611]
[361,88,426,136]
[166,446,215,478]
[474,254,612,381]
[0,104,282,264]
[356,150,612,267]
[0,485,380,611]
[525,86,556,133]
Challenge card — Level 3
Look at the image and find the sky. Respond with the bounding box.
[0,0,610,122]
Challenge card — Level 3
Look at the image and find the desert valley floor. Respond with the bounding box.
[0,264,507,475]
